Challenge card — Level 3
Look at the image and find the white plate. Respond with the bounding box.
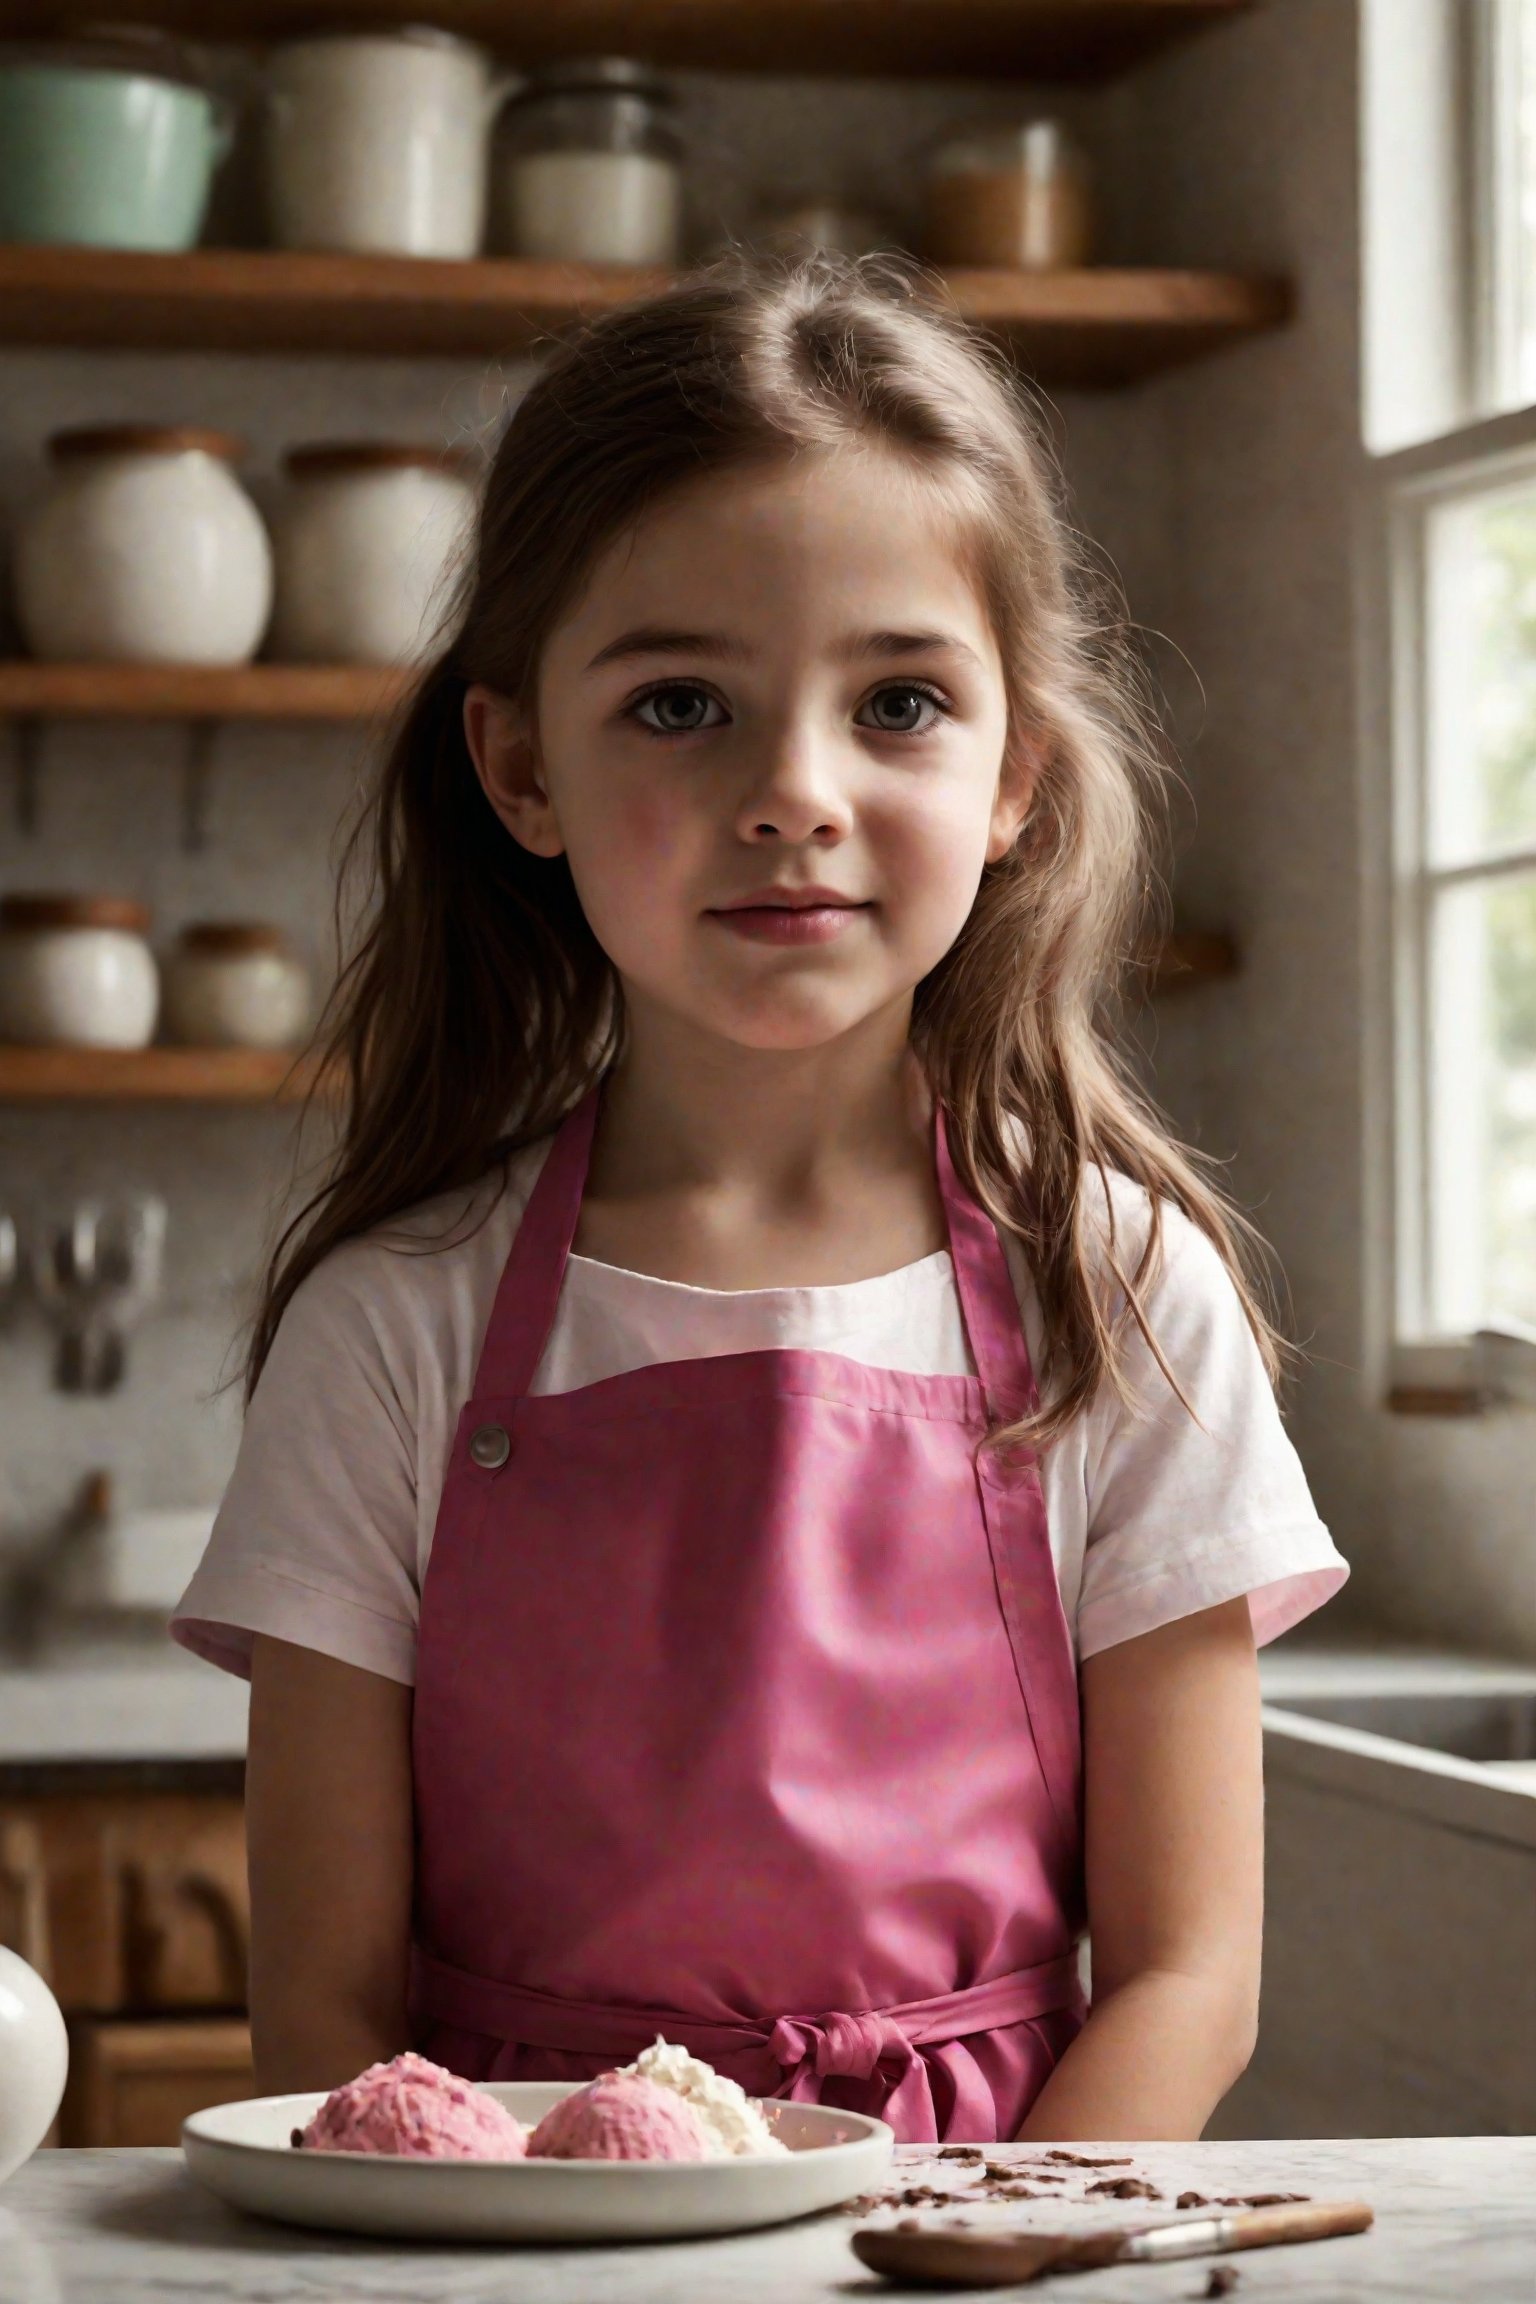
[183,2082,893,2242]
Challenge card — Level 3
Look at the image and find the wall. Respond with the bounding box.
[8,9,1526,1658]
[0,61,1149,1576]
[1131,0,1536,1658]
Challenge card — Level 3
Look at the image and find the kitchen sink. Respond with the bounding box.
[1273,1689,1536,1772]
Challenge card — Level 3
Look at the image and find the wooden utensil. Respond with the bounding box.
[852,2198,1375,2287]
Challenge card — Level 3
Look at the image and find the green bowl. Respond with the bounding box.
[0,62,228,250]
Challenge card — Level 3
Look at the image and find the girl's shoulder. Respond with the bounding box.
[270,1138,556,1381]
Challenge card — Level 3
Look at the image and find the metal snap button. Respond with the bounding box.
[468,1423,511,1471]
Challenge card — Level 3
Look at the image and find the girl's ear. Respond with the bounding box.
[986,730,1045,864]
[463,684,566,858]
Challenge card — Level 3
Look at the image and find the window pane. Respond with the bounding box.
[1426,481,1536,860]
[1507,0,1536,406]
[1428,871,1536,1332]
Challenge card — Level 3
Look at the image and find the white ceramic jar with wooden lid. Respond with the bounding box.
[0,894,158,1047]
[269,442,476,665]
[12,424,273,664]
[161,921,311,1049]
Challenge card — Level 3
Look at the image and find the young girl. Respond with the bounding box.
[174,259,1346,2145]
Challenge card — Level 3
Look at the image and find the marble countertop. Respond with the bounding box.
[1,2136,1531,2302]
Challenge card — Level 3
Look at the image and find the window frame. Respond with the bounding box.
[1365,0,1536,1411]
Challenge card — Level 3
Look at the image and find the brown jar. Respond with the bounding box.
[924,121,1092,271]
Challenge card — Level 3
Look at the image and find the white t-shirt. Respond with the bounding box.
[173,1141,1346,1687]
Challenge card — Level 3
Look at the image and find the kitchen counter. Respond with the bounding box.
[1,2136,1532,2302]
[0,1657,246,1788]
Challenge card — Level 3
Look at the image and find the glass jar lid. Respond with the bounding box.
[508,55,676,110]
[928,120,1082,178]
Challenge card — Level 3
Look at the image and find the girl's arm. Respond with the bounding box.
[1017,1595,1264,2141]
[246,1633,415,2092]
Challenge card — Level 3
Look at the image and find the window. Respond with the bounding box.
[1369,0,1536,1391]
[1487,0,1536,410]
[1403,465,1536,1341]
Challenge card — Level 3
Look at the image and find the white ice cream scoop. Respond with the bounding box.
[0,1948,68,2184]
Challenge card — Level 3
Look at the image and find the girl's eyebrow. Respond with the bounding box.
[849,629,983,666]
[586,627,751,670]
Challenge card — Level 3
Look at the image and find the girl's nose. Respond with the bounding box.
[734,726,854,846]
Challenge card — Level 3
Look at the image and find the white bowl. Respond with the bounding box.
[183,2082,893,2242]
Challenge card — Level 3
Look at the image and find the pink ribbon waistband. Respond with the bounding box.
[410,1944,1084,2141]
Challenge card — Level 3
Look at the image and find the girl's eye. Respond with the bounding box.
[857,683,947,735]
[632,684,727,734]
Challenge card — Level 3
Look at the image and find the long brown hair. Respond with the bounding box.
[251,256,1282,1438]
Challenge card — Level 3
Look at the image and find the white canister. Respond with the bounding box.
[266,29,515,257]
[161,921,311,1049]
[269,443,476,666]
[0,1947,68,2186]
[491,57,682,264]
[13,425,272,665]
[0,894,158,1048]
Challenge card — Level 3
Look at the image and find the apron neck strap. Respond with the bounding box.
[471,1087,1039,1424]
[934,1105,1040,1428]
[472,1088,600,1402]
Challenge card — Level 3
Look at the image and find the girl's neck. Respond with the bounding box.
[590,994,931,1217]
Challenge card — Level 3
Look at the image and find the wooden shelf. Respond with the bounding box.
[0,1047,317,1102]
[0,248,1290,386]
[0,4,1250,82]
[1148,929,1238,990]
[0,937,1235,1102]
[0,661,408,722]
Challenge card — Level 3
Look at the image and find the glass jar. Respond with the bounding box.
[924,120,1092,271]
[161,922,311,1049]
[12,425,273,665]
[490,57,682,265]
[0,894,157,1048]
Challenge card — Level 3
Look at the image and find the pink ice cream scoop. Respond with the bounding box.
[528,2071,711,2162]
[294,2051,528,2160]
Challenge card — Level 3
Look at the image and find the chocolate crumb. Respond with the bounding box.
[1177,2191,1211,2210]
[1046,2150,1135,2168]
[896,2216,923,2233]
[1203,2271,1241,2298]
[1239,2192,1308,2208]
[991,2183,1042,2199]
[289,2128,305,2149]
[1087,2177,1163,2200]
[939,2146,985,2163]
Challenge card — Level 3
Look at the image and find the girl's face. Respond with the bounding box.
[467,447,1031,1055]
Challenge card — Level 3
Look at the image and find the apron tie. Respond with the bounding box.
[412,1943,1084,2142]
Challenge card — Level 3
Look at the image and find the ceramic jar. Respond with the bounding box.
[0,29,229,250]
[924,120,1092,271]
[269,443,476,665]
[0,895,158,1048]
[161,922,310,1049]
[0,1948,68,2186]
[491,57,682,264]
[13,426,272,665]
[266,29,515,257]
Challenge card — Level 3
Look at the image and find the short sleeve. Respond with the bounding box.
[171,1250,422,1686]
[1073,1198,1347,1660]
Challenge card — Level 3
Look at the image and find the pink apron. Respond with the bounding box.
[409,1090,1085,2142]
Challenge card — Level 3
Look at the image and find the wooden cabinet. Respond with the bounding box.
[63,2018,253,2148]
[0,1769,251,2145]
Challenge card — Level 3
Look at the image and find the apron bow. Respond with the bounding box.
[770,2008,915,2087]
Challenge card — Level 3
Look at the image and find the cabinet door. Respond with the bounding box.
[62,2017,254,2148]
[0,1793,248,2012]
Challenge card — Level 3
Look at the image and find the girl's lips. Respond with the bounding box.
[708,902,868,947]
